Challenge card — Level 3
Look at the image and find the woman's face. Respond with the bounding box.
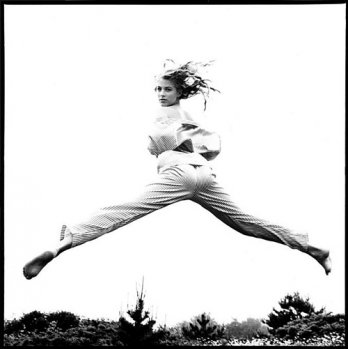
[155,78,181,107]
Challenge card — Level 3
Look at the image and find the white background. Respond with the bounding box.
[4,4,345,327]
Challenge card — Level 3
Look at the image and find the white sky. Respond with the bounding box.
[4,4,345,327]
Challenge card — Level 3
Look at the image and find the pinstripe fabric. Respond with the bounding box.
[147,106,221,161]
[156,150,209,171]
[60,106,308,253]
[62,163,308,252]
[191,168,309,252]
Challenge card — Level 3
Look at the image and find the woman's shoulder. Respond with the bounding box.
[180,108,195,122]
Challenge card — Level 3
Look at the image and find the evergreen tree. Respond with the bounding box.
[264,292,323,335]
[182,313,225,340]
[117,278,160,346]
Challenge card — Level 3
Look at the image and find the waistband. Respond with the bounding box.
[157,150,209,172]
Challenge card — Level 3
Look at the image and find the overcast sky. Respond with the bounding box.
[4,4,345,327]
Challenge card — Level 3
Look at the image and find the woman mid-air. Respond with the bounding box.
[23,60,331,280]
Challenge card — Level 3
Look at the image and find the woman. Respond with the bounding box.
[23,60,331,279]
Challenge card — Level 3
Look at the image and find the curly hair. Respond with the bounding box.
[156,59,220,110]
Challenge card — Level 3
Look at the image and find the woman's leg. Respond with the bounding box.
[23,165,196,279]
[192,168,331,274]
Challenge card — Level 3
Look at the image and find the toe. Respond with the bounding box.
[23,267,30,279]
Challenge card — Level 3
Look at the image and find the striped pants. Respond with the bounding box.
[61,164,309,252]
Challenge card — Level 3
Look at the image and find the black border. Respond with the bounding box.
[1,0,346,344]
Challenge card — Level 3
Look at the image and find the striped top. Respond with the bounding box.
[147,105,221,170]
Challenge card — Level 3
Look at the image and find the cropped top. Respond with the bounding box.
[147,105,221,170]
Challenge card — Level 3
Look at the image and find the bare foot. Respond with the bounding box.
[319,251,332,275]
[23,251,55,280]
[23,234,73,280]
[308,246,332,275]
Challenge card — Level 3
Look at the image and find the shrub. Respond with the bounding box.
[4,318,23,334]
[19,310,49,333]
[274,312,345,340]
[224,317,269,340]
[264,292,324,335]
[47,311,80,331]
[181,313,225,340]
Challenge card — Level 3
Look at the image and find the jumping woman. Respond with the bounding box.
[23,60,331,280]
